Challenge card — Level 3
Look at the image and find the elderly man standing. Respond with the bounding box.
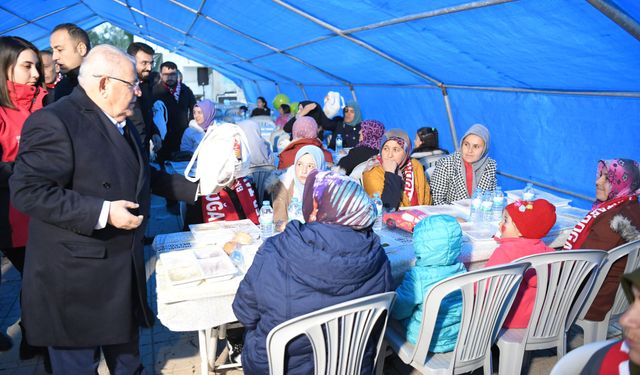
[10,44,153,374]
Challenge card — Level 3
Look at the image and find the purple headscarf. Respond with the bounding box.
[596,158,640,207]
[357,119,385,150]
[195,99,216,130]
[302,170,375,230]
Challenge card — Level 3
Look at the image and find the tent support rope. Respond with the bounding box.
[586,0,640,42]
[441,86,459,151]
[497,171,594,202]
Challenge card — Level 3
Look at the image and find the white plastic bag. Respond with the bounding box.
[322,91,345,119]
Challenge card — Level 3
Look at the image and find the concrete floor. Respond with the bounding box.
[0,194,623,374]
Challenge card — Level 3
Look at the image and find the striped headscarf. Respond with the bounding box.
[302,170,375,230]
[357,119,385,150]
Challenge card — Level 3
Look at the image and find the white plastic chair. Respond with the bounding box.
[550,339,616,375]
[575,239,640,344]
[266,292,396,375]
[349,160,369,185]
[251,115,276,142]
[380,263,529,375]
[497,250,607,375]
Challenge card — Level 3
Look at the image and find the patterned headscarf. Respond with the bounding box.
[380,128,411,167]
[343,101,362,127]
[596,158,640,205]
[302,170,375,230]
[292,116,319,140]
[195,99,216,131]
[357,119,385,150]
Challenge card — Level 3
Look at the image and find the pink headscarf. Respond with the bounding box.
[195,99,216,130]
[292,116,318,140]
[595,158,640,208]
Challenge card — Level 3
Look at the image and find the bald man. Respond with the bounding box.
[11,44,156,374]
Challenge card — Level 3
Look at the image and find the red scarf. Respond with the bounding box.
[200,177,259,224]
[377,156,418,205]
[163,81,181,102]
[563,195,637,250]
[463,160,473,197]
[599,341,630,375]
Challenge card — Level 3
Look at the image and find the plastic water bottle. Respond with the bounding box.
[523,183,536,201]
[287,197,304,223]
[372,193,384,231]
[229,250,245,272]
[335,134,343,154]
[470,190,483,222]
[259,201,274,238]
[481,191,494,222]
[492,187,505,221]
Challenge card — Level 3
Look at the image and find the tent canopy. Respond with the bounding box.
[2,0,639,207]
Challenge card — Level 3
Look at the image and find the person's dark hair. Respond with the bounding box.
[280,103,290,114]
[0,36,44,109]
[127,42,155,57]
[160,61,178,71]
[416,127,439,150]
[257,96,268,108]
[52,23,91,52]
[239,105,248,112]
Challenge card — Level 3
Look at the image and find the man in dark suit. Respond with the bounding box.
[152,61,196,163]
[10,44,168,374]
[50,23,90,101]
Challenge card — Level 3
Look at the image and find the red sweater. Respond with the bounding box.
[484,237,554,328]
[0,82,47,248]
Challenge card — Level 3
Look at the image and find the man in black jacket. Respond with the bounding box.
[127,42,160,155]
[152,61,196,163]
[50,23,90,101]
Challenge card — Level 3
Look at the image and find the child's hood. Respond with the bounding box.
[413,214,463,267]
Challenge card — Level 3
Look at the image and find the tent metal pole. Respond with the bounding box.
[0,3,81,35]
[275,82,281,94]
[586,0,640,41]
[444,84,640,98]
[349,85,358,102]
[497,171,594,202]
[273,0,443,87]
[298,84,309,100]
[441,86,459,151]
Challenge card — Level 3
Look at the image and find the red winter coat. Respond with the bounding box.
[484,237,554,328]
[277,138,333,170]
[0,81,46,248]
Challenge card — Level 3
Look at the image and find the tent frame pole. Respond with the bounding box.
[441,86,459,151]
[298,84,309,100]
[586,0,640,41]
[349,85,358,102]
[497,171,594,202]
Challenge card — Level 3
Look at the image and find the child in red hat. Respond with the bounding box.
[484,198,557,328]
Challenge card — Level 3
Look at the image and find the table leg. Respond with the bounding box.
[198,329,209,374]
[209,326,219,371]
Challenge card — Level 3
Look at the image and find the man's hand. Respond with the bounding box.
[381,158,398,174]
[108,200,143,230]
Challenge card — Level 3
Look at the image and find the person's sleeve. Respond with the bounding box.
[479,159,497,192]
[10,111,103,235]
[413,160,432,205]
[430,158,449,205]
[391,271,422,320]
[232,246,267,329]
[362,167,403,209]
[150,168,199,203]
[95,201,110,229]
[0,161,12,188]
[272,182,289,224]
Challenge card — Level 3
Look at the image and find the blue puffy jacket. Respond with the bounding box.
[391,215,466,352]
[232,221,393,374]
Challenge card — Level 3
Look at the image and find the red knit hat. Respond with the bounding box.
[505,199,557,239]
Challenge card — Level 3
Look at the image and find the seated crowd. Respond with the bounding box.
[0,22,639,375]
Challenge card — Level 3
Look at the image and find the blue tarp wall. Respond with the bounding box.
[2,0,639,207]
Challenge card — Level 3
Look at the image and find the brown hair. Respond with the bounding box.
[0,36,44,109]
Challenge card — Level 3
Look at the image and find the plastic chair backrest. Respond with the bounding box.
[411,263,529,374]
[515,250,607,345]
[349,160,369,183]
[266,292,396,375]
[586,239,640,319]
[550,339,617,375]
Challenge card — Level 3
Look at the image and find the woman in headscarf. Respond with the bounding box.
[362,129,431,209]
[233,169,393,375]
[430,124,497,205]
[564,159,640,321]
[272,145,326,230]
[237,119,276,203]
[180,99,215,154]
[326,100,363,150]
[277,116,333,169]
[337,119,385,176]
[581,266,640,375]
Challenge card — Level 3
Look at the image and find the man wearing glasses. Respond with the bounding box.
[127,42,161,155]
[10,44,155,374]
[152,61,196,163]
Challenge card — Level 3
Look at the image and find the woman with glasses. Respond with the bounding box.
[324,100,362,151]
[0,36,47,359]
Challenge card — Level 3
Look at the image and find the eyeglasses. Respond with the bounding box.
[344,108,354,114]
[93,74,140,91]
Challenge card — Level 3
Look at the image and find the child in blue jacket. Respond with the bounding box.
[391,214,466,352]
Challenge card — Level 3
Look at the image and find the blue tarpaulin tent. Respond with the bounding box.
[1,0,639,207]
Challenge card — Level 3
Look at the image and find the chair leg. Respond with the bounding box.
[483,351,493,375]
[557,335,567,358]
[497,342,526,375]
[374,341,388,375]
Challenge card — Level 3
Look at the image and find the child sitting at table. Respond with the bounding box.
[391,215,466,352]
[484,199,557,328]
